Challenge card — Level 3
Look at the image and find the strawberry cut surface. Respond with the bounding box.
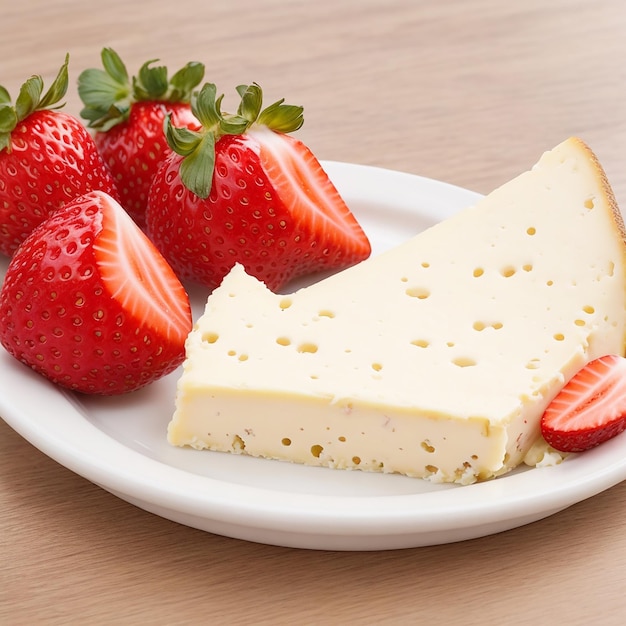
[540,354,626,453]
[0,191,192,395]
[95,193,191,347]
[254,126,371,248]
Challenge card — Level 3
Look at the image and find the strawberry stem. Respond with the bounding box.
[0,54,69,152]
[164,81,304,199]
[78,48,205,131]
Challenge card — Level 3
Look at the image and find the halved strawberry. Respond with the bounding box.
[540,355,626,452]
[146,82,371,292]
[78,48,204,229]
[0,191,192,395]
[0,55,119,257]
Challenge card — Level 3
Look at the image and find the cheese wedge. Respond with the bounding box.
[168,137,626,484]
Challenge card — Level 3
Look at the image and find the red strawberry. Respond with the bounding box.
[0,190,192,395]
[540,354,626,453]
[78,48,204,229]
[146,82,371,292]
[0,55,119,257]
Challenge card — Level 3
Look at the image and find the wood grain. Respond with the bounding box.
[2,1,626,623]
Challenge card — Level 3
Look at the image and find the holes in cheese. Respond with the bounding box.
[311,444,323,458]
[297,342,318,354]
[452,356,476,368]
[473,321,503,331]
[405,286,430,299]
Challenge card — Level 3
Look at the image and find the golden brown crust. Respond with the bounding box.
[569,136,626,356]
[568,136,626,244]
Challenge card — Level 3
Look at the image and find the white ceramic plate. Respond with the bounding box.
[2,161,626,551]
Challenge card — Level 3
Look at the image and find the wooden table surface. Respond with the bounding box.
[2,0,626,623]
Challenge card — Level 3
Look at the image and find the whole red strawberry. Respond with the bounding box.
[146,82,371,292]
[0,190,192,395]
[0,55,119,257]
[78,48,204,229]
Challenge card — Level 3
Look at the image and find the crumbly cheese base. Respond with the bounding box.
[168,138,626,484]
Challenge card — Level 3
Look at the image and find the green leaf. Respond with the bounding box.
[0,104,17,132]
[0,132,11,153]
[220,114,249,135]
[15,75,43,122]
[164,85,222,198]
[258,98,304,133]
[237,82,304,133]
[82,102,132,132]
[163,107,217,199]
[0,55,71,146]
[38,53,69,110]
[163,113,203,156]
[134,59,169,100]
[169,62,205,102]
[78,68,127,108]
[0,105,17,151]
[236,83,262,124]
[101,48,129,86]
[179,131,216,199]
[0,103,16,151]
[78,106,102,124]
[192,83,224,129]
[78,48,131,128]
[132,59,205,102]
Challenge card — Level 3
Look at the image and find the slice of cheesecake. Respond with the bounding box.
[168,137,626,484]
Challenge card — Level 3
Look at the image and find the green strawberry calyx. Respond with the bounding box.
[165,82,304,199]
[0,54,69,153]
[78,47,205,132]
